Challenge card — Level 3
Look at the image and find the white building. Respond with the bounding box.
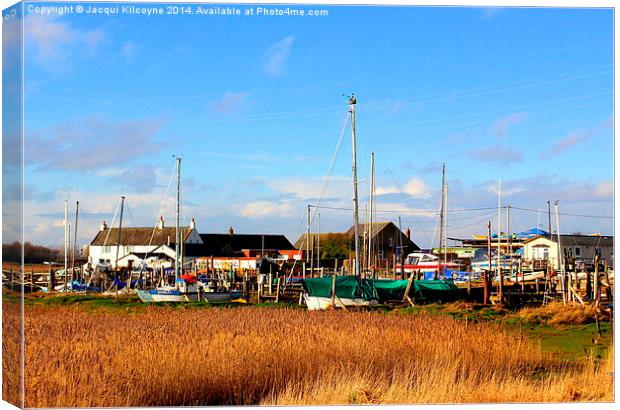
[522,234,613,270]
[87,217,202,269]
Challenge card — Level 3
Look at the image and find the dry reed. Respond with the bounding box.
[19,305,613,407]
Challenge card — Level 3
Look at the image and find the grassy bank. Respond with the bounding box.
[16,300,614,406]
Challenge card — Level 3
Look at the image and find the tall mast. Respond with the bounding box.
[444,182,448,273]
[554,201,566,304]
[368,152,375,272]
[175,157,181,279]
[349,94,361,280]
[497,180,503,303]
[507,204,512,278]
[72,201,79,281]
[317,213,321,270]
[306,205,311,266]
[64,200,68,289]
[438,163,446,272]
[115,196,125,270]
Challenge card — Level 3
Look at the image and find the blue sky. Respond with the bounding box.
[13,3,614,248]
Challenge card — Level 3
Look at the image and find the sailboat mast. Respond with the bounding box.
[317,213,321,270]
[72,201,79,280]
[64,200,68,288]
[349,95,361,280]
[115,196,125,270]
[497,180,503,303]
[175,157,181,279]
[554,201,566,304]
[368,152,374,272]
[438,163,446,273]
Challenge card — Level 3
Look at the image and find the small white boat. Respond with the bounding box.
[137,275,242,303]
[304,294,377,311]
[509,271,545,282]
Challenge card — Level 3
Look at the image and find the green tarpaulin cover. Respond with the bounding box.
[301,276,462,303]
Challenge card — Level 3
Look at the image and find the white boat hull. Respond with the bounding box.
[304,294,377,311]
[137,289,242,303]
[510,271,545,282]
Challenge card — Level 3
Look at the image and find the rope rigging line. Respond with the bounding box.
[286,111,351,286]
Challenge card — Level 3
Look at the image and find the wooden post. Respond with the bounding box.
[30,270,34,293]
[257,279,262,304]
[268,264,273,295]
[604,261,613,302]
[330,271,337,308]
[334,258,339,276]
[9,268,13,290]
[403,271,415,306]
[275,277,281,303]
[594,255,600,303]
[535,278,540,295]
[49,264,54,292]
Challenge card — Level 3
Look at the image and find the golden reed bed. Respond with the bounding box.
[3,304,614,407]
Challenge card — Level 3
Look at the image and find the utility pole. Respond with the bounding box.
[349,94,361,281]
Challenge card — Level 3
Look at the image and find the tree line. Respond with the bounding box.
[2,241,61,264]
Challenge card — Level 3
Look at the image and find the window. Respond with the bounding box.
[595,248,602,256]
[575,247,581,256]
[125,245,132,253]
[103,246,111,253]
[532,246,549,260]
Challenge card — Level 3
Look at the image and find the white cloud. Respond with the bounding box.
[263,36,294,76]
[210,92,249,114]
[24,14,103,68]
[375,177,430,199]
[25,117,165,171]
[492,112,528,138]
[239,201,296,218]
[544,118,612,157]
[121,42,137,62]
[468,145,524,165]
[593,181,613,200]
[264,176,350,202]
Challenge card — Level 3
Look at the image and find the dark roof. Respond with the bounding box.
[294,233,348,249]
[90,227,193,246]
[553,234,613,247]
[344,222,392,237]
[189,233,296,257]
[296,222,420,251]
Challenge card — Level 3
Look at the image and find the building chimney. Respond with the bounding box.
[406,227,411,239]
[227,226,234,236]
[99,221,108,232]
[157,216,164,230]
[190,217,196,230]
